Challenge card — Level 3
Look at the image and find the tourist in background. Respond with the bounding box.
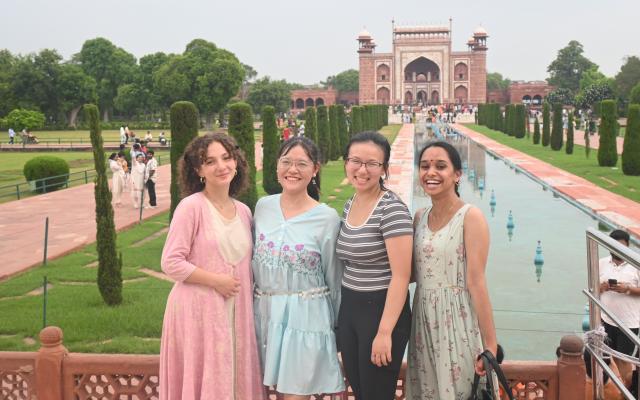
[130,153,146,209]
[145,150,158,209]
[8,128,15,144]
[253,137,345,399]
[117,151,130,192]
[160,133,265,400]
[120,126,126,145]
[336,131,413,400]
[599,229,640,386]
[406,141,497,399]
[144,130,153,142]
[108,153,125,207]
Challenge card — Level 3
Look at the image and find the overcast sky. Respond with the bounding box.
[3,0,639,85]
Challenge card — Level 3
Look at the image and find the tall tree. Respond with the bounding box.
[615,56,640,101]
[550,104,564,150]
[239,63,257,100]
[533,117,541,144]
[597,100,618,167]
[566,113,574,154]
[228,102,257,211]
[317,105,330,164]
[542,103,551,147]
[323,69,359,92]
[486,72,511,91]
[547,40,596,94]
[169,101,199,221]
[261,105,282,194]
[84,103,122,306]
[0,50,16,116]
[622,104,640,175]
[57,64,97,127]
[304,107,317,144]
[246,77,293,114]
[11,49,63,120]
[329,105,340,160]
[336,105,348,157]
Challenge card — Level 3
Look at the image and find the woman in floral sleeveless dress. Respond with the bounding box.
[407,141,497,400]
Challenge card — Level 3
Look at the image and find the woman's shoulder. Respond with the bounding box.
[380,190,408,207]
[233,199,252,217]
[316,203,340,221]
[178,192,204,210]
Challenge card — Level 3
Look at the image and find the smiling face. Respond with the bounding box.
[345,141,386,193]
[277,144,319,195]
[419,146,462,197]
[198,141,237,190]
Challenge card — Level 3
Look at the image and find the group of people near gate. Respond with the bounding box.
[108,144,158,209]
[157,129,639,400]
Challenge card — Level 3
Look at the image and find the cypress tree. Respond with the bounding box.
[621,104,640,175]
[550,104,564,150]
[336,105,348,156]
[317,105,330,164]
[261,105,281,194]
[505,105,512,135]
[351,106,363,136]
[597,99,618,167]
[169,101,199,220]
[329,105,340,160]
[304,107,317,144]
[84,104,122,306]
[382,105,388,126]
[566,113,574,154]
[515,104,526,139]
[542,103,551,147]
[228,102,257,211]
[533,117,541,144]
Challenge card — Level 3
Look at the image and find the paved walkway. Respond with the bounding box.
[571,130,624,154]
[455,124,640,239]
[386,124,415,205]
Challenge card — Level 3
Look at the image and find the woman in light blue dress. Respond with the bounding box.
[253,137,345,399]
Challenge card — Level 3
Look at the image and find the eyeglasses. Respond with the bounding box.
[345,158,384,171]
[278,158,312,171]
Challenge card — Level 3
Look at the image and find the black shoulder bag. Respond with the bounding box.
[468,350,514,400]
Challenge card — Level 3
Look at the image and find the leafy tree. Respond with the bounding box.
[628,82,640,105]
[304,107,317,144]
[329,105,340,160]
[566,113,574,154]
[138,52,171,114]
[247,77,293,114]
[579,66,608,91]
[169,101,199,221]
[11,49,64,120]
[546,88,574,106]
[575,82,616,111]
[542,103,551,147]
[57,64,97,127]
[84,103,122,306]
[5,108,45,130]
[486,72,511,91]
[597,100,618,167]
[546,40,596,94]
[622,104,640,175]
[615,56,640,101]
[317,105,330,164]
[323,69,359,92]
[550,104,563,150]
[533,117,541,144]
[261,105,281,194]
[239,63,257,100]
[228,102,257,211]
[336,105,348,157]
[114,83,149,118]
[0,50,16,116]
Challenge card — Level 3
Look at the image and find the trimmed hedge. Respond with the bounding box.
[336,105,348,157]
[514,104,526,139]
[533,117,541,144]
[228,102,257,211]
[550,104,563,150]
[317,105,330,164]
[261,105,282,194]
[304,107,318,144]
[597,99,618,167]
[566,113,574,154]
[169,101,199,220]
[542,103,551,147]
[23,156,70,193]
[351,106,363,136]
[84,103,122,306]
[329,105,340,161]
[622,104,640,175]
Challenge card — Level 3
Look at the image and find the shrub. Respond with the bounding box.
[228,102,257,211]
[629,82,640,105]
[533,117,541,144]
[622,104,640,175]
[304,107,317,144]
[566,113,574,154]
[597,100,618,167]
[23,156,70,193]
[550,104,564,150]
[169,101,199,220]
[542,103,551,147]
[336,105,348,156]
[329,105,340,161]
[515,104,526,139]
[317,105,330,164]
[351,106,363,135]
[5,108,45,131]
[261,105,281,194]
[84,104,122,306]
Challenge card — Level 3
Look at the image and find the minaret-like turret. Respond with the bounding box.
[357,29,376,104]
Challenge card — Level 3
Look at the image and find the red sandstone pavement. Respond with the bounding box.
[571,130,624,154]
[0,143,263,280]
[386,124,415,204]
[455,124,640,239]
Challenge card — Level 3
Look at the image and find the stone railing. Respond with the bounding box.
[0,327,586,400]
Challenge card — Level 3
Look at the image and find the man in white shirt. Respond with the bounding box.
[145,150,158,208]
[599,229,640,382]
[8,128,15,144]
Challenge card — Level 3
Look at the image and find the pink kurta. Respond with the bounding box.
[159,192,266,400]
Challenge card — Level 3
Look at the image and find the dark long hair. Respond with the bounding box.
[179,133,249,197]
[418,140,462,197]
[343,131,391,190]
[278,136,321,200]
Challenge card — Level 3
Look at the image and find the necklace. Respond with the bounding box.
[429,201,458,231]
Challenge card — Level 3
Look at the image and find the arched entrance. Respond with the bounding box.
[431,91,440,104]
[404,91,413,104]
[454,85,468,104]
[376,87,390,104]
[404,57,440,82]
[417,90,427,104]
[315,98,325,106]
[376,64,390,82]
[532,95,543,105]
[295,98,304,109]
[522,95,532,105]
[305,98,314,108]
[454,62,468,81]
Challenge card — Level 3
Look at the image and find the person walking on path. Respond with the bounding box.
[160,133,265,400]
[253,137,345,398]
[406,141,497,400]
[130,153,146,208]
[145,150,158,208]
[108,153,125,207]
[120,126,127,145]
[336,131,413,400]
[8,128,15,144]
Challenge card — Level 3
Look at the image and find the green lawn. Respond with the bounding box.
[466,124,640,203]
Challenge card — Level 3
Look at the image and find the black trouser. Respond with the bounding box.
[146,180,157,206]
[338,287,411,400]
[604,321,639,356]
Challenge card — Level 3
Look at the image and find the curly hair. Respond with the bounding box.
[178,132,249,198]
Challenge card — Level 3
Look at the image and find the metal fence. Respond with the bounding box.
[584,227,640,399]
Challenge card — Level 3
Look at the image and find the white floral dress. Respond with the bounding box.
[406,204,483,400]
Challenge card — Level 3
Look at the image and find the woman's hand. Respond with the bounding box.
[371,331,392,367]
[474,347,497,376]
[213,275,241,298]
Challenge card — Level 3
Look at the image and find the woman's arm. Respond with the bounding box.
[464,207,497,374]
[371,234,412,367]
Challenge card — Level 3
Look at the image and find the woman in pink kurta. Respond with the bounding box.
[160,133,265,400]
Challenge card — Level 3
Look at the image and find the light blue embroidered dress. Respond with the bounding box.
[252,194,345,395]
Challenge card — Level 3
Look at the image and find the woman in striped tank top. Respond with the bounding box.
[336,131,413,400]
